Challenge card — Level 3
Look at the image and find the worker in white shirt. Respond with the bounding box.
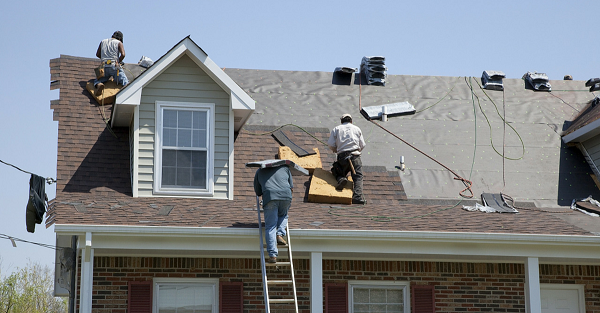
[327,114,367,204]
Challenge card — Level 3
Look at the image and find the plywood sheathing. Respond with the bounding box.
[85,80,121,105]
[308,168,353,205]
[278,146,322,174]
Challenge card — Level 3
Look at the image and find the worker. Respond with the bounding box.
[94,31,128,96]
[328,113,367,204]
[254,165,293,263]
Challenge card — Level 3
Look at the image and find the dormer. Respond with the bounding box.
[110,37,254,199]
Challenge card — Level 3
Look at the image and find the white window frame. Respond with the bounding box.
[152,277,219,313]
[154,101,215,196]
[540,283,585,313]
[348,280,410,313]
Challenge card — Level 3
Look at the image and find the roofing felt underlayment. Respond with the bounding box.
[224,68,600,208]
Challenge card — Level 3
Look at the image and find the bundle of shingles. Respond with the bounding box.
[360,56,387,86]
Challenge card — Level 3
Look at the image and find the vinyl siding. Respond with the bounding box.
[581,136,600,177]
[136,54,230,198]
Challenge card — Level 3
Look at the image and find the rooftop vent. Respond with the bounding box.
[523,72,551,91]
[334,67,357,75]
[481,70,506,91]
[360,101,416,120]
[360,56,387,86]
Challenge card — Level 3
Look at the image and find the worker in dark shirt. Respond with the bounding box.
[254,165,293,263]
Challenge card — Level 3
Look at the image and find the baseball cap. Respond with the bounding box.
[341,113,352,119]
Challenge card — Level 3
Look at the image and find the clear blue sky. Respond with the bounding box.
[1,1,599,275]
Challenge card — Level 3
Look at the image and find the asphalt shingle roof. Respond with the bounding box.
[48,55,598,237]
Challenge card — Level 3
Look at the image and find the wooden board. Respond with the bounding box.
[278,146,322,174]
[308,168,353,205]
[85,80,121,105]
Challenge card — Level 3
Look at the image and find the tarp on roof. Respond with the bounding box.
[226,68,600,208]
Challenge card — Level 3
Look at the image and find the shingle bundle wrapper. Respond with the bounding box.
[523,72,551,91]
[585,78,600,92]
[481,70,506,91]
[360,56,387,86]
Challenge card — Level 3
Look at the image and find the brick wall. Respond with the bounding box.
[83,257,600,313]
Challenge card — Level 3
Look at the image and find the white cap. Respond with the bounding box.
[341,113,352,119]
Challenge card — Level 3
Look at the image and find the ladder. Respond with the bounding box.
[256,196,299,313]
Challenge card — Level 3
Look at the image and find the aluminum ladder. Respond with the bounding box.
[256,196,299,313]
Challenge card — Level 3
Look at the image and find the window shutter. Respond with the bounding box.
[411,284,435,313]
[220,281,243,313]
[325,283,348,313]
[128,281,152,313]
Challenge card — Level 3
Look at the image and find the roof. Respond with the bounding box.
[562,98,600,143]
[48,55,600,238]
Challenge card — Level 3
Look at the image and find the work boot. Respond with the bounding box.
[277,235,287,246]
[268,256,277,263]
[336,177,348,190]
[352,198,367,205]
[95,83,105,97]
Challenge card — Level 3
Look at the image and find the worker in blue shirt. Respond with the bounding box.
[254,165,293,263]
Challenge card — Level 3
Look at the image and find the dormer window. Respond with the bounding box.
[154,101,214,196]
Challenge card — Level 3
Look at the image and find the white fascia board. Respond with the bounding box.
[54,225,600,262]
[563,118,600,143]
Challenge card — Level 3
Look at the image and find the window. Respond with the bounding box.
[349,281,409,313]
[155,102,214,196]
[153,278,218,313]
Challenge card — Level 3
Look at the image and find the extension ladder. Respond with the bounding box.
[256,196,299,313]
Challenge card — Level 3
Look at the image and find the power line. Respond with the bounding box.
[0,159,56,184]
[0,233,61,250]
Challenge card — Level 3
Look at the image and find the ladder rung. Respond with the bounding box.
[267,280,293,285]
[263,245,288,249]
[269,298,296,304]
[266,261,291,266]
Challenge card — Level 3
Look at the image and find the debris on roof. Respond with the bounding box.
[571,196,600,217]
[360,56,387,86]
[361,101,416,120]
[480,193,518,213]
[522,71,551,91]
[308,168,353,204]
[481,70,506,91]
[272,130,316,157]
[278,146,322,174]
[138,56,154,68]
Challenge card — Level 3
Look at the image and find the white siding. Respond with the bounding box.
[135,54,230,198]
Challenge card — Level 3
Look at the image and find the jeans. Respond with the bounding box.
[263,199,291,258]
[94,63,129,87]
[332,153,364,201]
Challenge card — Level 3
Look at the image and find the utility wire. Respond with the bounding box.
[0,159,56,185]
[0,233,62,250]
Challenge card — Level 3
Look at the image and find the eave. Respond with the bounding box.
[55,224,600,265]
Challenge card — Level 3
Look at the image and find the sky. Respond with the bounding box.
[1,0,599,276]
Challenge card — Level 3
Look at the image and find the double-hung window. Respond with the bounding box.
[349,281,409,313]
[155,101,214,196]
[153,278,218,313]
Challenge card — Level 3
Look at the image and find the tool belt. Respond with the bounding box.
[337,150,358,160]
